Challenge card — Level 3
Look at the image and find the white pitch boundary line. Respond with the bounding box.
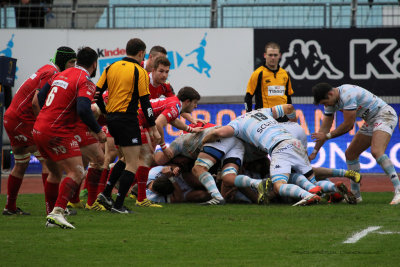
[375,231,400,235]
[343,226,382,244]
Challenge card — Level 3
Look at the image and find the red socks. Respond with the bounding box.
[45,181,59,214]
[86,168,102,206]
[41,173,49,188]
[5,175,23,211]
[136,166,150,202]
[97,168,110,195]
[55,177,79,210]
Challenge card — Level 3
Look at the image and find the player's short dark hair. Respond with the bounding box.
[150,45,167,56]
[265,42,280,52]
[177,86,201,102]
[312,83,334,105]
[153,57,171,70]
[152,176,174,196]
[126,38,146,56]
[76,47,98,69]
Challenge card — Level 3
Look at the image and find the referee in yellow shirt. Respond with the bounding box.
[96,38,161,213]
[244,42,294,121]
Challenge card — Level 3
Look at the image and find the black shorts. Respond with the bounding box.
[107,113,142,147]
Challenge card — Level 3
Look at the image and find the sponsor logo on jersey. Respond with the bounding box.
[256,121,277,133]
[268,86,285,96]
[52,79,69,89]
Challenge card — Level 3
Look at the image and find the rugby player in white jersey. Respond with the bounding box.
[311,83,399,204]
[154,125,271,205]
[202,104,320,206]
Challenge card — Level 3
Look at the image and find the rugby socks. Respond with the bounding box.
[86,168,102,206]
[45,181,59,215]
[5,174,23,211]
[346,159,361,194]
[103,160,126,197]
[332,168,346,177]
[55,177,80,210]
[114,170,135,209]
[279,184,311,199]
[97,168,110,195]
[136,166,150,202]
[199,172,223,200]
[377,154,400,191]
[69,182,81,204]
[316,180,336,192]
[290,173,315,191]
[234,175,261,190]
[41,173,49,187]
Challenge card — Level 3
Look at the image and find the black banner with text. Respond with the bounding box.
[254,28,400,96]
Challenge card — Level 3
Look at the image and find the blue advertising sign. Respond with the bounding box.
[18,104,400,174]
[164,103,400,173]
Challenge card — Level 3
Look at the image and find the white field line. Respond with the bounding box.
[343,226,382,244]
[375,231,400,235]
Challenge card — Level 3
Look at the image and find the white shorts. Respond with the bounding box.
[203,136,245,165]
[359,105,398,136]
[270,139,312,183]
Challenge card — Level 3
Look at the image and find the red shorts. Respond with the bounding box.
[33,129,81,161]
[74,129,98,147]
[4,111,35,147]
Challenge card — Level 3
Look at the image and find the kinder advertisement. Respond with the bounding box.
[0,29,253,97]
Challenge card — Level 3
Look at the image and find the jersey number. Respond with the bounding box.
[251,112,268,122]
[45,87,58,106]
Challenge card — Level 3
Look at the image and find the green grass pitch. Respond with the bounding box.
[1,192,400,266]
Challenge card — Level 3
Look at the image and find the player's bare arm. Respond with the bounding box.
[309,114,334,160]
[202,126,234,145]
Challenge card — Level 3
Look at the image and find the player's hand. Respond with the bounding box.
[163,147,174,160]
[308,151,317,161]
[172,166,180,176]
[202,130,217,145]
[149,126,161,144]
[195,118,207,125]
[96,131,107,143]
[191,127,204,133]
[311,132,327,142]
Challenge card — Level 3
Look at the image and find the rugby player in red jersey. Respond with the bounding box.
[3,47,76,216]
[33,47,106,229]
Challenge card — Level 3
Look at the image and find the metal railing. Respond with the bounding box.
[1,2,399,29]
[220,3,328,28]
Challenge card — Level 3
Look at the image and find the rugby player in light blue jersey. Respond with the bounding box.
[154,126,271,206]
[311,83,399,205]
[202,104,321,206]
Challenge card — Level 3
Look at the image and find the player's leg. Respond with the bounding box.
[345,131,371,202]
[80,142,106,209]
[192,151,224,205]
[371,131,400,204]
[97,135,118,195]
[271,140,320,206]
[3,144,36,215]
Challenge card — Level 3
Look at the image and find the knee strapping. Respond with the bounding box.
[195,158,215,170]
[14,153,31,163]
[221,167,238,177]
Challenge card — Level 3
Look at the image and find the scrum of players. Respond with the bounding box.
[3,38,399,230]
